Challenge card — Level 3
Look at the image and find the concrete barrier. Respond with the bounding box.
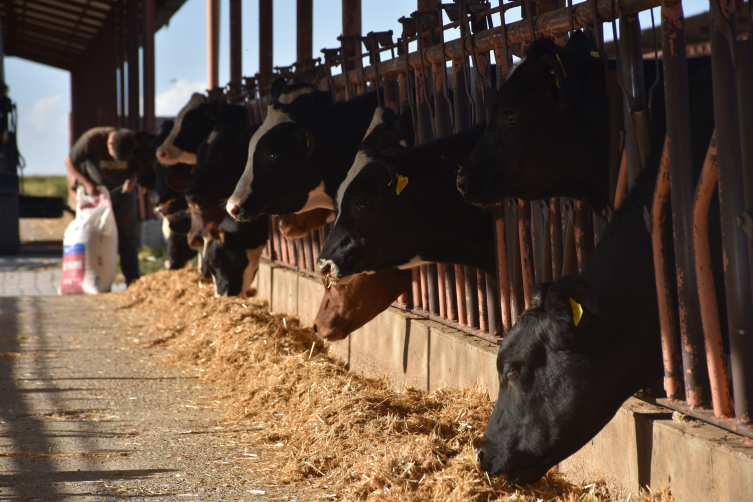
[253,259,753,502]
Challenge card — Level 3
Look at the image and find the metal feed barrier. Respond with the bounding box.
[214,0,752,441]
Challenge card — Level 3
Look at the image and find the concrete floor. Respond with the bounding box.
[0,295,307,501]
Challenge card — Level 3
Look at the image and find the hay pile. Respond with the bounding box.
[120,268,672,502]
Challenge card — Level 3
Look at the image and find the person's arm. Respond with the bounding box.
[64,154,100,196]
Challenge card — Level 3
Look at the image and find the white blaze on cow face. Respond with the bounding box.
[239,245,265,299]
[156,93,205,165]
[362,107,385,141]
[278,86,315,105]
[227,105,294,212]
[335,150,374,224]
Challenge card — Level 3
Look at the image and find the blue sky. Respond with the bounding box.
[6,0,709,176]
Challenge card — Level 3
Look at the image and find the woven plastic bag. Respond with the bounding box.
[59,186,118,294]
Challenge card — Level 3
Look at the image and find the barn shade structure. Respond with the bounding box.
[227,0,752,442]
[0,0,188,138]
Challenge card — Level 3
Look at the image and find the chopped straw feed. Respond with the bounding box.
[119,268,673,502]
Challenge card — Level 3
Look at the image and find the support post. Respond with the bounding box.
[127,0,140,131]
[143,0,156,133]
[297,0,313,63]
[259,0,274,81]
[230,0,242,85]
[207,0,220,90]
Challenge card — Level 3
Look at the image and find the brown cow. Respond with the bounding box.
[312,268,412,341]
[279,208,334,238]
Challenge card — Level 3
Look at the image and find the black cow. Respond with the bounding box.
[474,34,716,484]
[457,31,711,213]
[163,210,197,270]
[226,96,413,220]
[184,122,260,210]
[316,125,493,284]
[203,215,269,298]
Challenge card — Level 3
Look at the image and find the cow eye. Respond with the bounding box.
[504,110,519,125]
[268,152,277,160]
[503,363,519,381]
[356,201,368,213]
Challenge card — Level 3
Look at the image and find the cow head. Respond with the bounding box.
[162,211,197,270]
[316,150,423,284]
[186,123,259,210]
[203,220,267,298]
[457,31,610,212]
[313,268,412,341]
[477,274,661,484]
[156,93,207,165]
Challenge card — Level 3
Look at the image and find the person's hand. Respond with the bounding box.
[123,178,136,194]
[85,183,100,197]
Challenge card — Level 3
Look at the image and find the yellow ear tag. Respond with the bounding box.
[591,51,600,58]
[570,298,583,326]
[396,174,409,195]
[305,134,310,147]
[550,70,561,89]
[555,54,567,78]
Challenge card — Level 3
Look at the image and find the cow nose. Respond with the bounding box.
[156,149,167,159]
[226,202,240,217]
[476,447,485,463]
[317,260,331,278]
[312,324,318,335]
[456,172,468,194]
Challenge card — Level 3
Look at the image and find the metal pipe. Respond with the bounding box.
[259,0,273,79]
[207,0,220,90]
[651,136,684,401]
[230,0,242,85]
[562,201,577,276]
[486,272,502,336]
[143,0,155,133]
[663,0,709,408]
[574,200,593,274]
[127,0,139,130]
[540,200,552,282]
[437,263,447,318]
[693,131,734,419]
[619,14,648,187]
[477,270,489,332]
[550,197,563,280]
[615,149,629,209]
[412,268,422,312]
[427,264,440,315]
[510,200,525,323]
[445,265,459,321]
[420,265,429,311]
[711,4,753,427]
[455,264,467,326]
[493,204,512,332]
[297,0,313,63]
[518,199,534,309]
[465,266,479,329]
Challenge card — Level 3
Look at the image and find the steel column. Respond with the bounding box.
[297,0,313,63]
[711,3,753,427]
[259,0,273,79]
[619,14,649,187]
[518,199,534,309]
[207,0,220,90]
[127,0,140,131]
[230,0,242,85]
[662,0,709,408]
[143,0,155,133]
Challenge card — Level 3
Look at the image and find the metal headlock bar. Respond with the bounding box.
[250,0,753,440]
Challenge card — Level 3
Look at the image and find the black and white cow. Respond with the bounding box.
[225,95,413,221]
[457,31,712,213]
[471,33,717,484]
[316,124,493,284]
[203,215,269,298]
[162,210,198,270]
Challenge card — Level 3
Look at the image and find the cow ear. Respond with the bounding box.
[537,53,569,105]
[206,222,225,245]
[164,172,194,193]
[543,276,591,349]
[565,30,596,57]
[530,282,554,309]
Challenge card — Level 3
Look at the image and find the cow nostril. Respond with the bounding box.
[317,262,331,277]
[312,324,318,335]
[476,448,485,463]
[226,202,240,217]
[456,174,467,191]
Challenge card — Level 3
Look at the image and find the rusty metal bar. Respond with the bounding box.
[663,0,709,408]
[207,0,220,90]
[412,268,422,312]
[437,263,448,318]
[518,199,534,309]
[127,0,139,130]
[692,131,734,419]
[455,264,468,326]
[230,0,242,85]
[510,200,525,323]
[562,200,577,276]
[297,0,313,62]
[615,149,629,209]
[143,0,155,133]
[485,273,502,336]
[477,270,489,332]
[651,137,684,402]
[550,197,563,280]
[465,266,479,329]
[259,0,273,79]
[320,0,662,91]
[304,235,315,272]
[493,204,511,332]
[711,2,753,427]
[619,14,648,187]
[420,265,430,311]
[574,200,593,274]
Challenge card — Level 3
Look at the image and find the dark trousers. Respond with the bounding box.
[111,190,140,284]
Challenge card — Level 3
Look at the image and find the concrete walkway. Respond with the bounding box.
[0,255,126,296]
[0,295,303,501]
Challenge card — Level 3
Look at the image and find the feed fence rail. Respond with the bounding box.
[245,0,753,439]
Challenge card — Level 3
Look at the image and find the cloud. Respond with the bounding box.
[156,79,207,117]
[27,95,66,133]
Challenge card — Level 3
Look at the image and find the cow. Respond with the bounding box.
[312,268,412,341]
[155,81,330,166]
[203,215,269,298]
[225,97,413,221]
[315,124,493,285]
[473,34,716,484]
[162,210,197,270]
[278,208,334,239]
[456,31,712,213]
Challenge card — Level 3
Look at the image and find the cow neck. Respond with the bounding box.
[392,126,496,275]
[293,92,380,198]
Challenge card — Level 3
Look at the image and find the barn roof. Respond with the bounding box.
[0,0,187,71]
